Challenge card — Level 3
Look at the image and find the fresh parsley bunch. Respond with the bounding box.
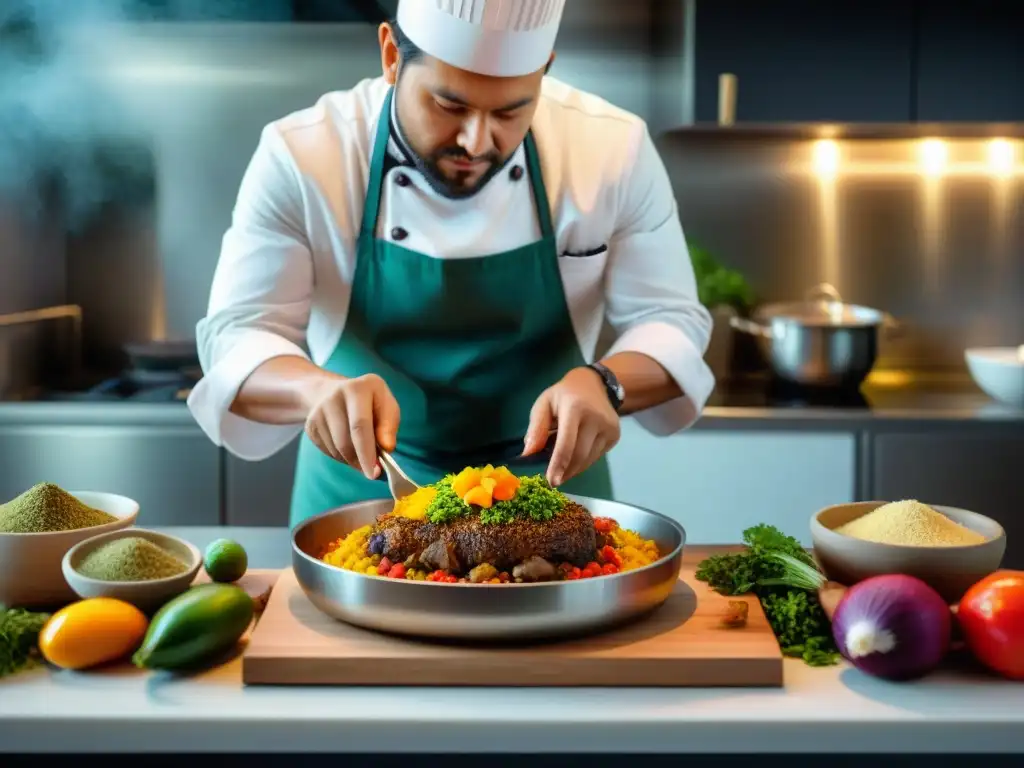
[0,604,50,678]
[695,524,839,667]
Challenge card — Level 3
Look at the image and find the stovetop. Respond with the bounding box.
[33,370,194,403]
[708,377,872,409]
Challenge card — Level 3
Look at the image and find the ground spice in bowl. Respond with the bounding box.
[0,483,116,533]
[834,500,987,547]
[76,537,189,582]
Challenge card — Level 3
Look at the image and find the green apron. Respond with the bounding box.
[289,87,612,526]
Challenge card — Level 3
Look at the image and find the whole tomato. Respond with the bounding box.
[957,570,1024,680]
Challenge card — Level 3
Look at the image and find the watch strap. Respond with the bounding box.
[587,362,625,412]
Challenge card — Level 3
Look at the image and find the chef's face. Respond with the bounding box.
[380,24,548,198]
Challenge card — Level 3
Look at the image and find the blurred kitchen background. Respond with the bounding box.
[1,1,1021,555]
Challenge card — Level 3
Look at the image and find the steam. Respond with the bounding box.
[0,0,290,228]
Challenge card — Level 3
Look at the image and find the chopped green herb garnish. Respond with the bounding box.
[424,473,568,525]
[479,475,566,525]
[424,477,470,524]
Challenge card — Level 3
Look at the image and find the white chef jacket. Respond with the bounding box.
[188,75,715,462]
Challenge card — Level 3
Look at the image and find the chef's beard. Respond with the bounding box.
[412,146,506,200]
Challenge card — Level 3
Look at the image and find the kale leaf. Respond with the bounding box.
[694,524,839,667]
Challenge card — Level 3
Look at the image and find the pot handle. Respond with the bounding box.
[881,313,902,336]
[729,316,772,338]
[805,282,843,304]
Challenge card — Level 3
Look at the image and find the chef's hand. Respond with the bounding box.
[523,367,620,487]
[304,373,400,479]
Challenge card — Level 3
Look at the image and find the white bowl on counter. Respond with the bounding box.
[0,491,139,609]
[63,527,201,612]
[965,345,1024,409]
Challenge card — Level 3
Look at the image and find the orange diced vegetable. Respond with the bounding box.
[463,485,494,508]
[491,472,520,501]
[452,467,482,498]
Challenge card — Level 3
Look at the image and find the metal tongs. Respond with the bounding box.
[377,449,420,501]
[377,428,559,500]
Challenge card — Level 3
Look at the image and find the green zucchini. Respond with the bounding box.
[133,583,254,670]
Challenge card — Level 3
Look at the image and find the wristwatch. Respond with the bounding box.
[587,362,625,413]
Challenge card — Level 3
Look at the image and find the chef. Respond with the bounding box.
[188,0,715,527]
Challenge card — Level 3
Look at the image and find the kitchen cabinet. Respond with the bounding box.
[608,419,857,546]
[224,440,301,527]
[870,432,1024,568]
[0,425,221,526]
[914,0,1024,121]
[693,0,916,123]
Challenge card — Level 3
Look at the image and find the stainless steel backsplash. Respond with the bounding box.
[2,10,1020,378]
[1,6,666,371]
[658,132,1024,372]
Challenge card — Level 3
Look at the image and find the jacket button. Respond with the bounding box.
[395,172,411,187]
[391,227,408,241]
[510,165,524,181]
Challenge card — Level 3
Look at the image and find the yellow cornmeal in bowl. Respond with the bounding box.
[834,499,987,547]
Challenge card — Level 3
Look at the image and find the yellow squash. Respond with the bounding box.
[39,597,149,670]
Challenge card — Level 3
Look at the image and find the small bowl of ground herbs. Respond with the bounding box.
[63,528,201,611]
[0,484,139,609]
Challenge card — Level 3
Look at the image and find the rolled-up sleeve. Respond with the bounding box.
[604,125,715,435]
[187,125,313,460]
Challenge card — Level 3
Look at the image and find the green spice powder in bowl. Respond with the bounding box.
[0,486,139,609]
[63,528,201,612]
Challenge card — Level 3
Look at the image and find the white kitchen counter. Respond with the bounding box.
[1,527,1022,755]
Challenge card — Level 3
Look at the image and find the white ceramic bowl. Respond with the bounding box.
[0,491,139,609]
[63,528,201,612]
[965,346,1024,408]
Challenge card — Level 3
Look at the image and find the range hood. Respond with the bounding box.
[115,0,397,23]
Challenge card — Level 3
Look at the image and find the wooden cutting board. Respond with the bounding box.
[242,550,784,687]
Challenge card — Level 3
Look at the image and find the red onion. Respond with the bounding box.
[832,574,951,680]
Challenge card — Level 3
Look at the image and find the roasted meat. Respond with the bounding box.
[372,501,597,573]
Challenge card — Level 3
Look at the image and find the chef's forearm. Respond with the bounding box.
[600,352,682,415]
[229,355,342,424]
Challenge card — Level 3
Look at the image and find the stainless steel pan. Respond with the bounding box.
[291,496,685,641]
[730,283,899,387]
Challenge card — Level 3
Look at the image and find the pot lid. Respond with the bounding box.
[755,283,888,328]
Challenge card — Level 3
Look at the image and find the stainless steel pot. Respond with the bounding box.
[730,283,898,387]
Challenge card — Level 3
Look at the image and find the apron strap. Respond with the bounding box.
[360,87,395,240]
[361,87,555,242]
[523,131,555,241]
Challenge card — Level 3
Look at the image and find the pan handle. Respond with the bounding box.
[729,316,773,338]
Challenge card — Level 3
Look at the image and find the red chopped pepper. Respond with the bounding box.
[445,575,458,583]
[599,545,622,568]
[593,517,615,534]
[601,563,619,575]
[498,572,510,583]
[376,557,393,575]
[387,563,406,579]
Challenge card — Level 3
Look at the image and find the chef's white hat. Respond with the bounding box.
[396,0,567,78]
